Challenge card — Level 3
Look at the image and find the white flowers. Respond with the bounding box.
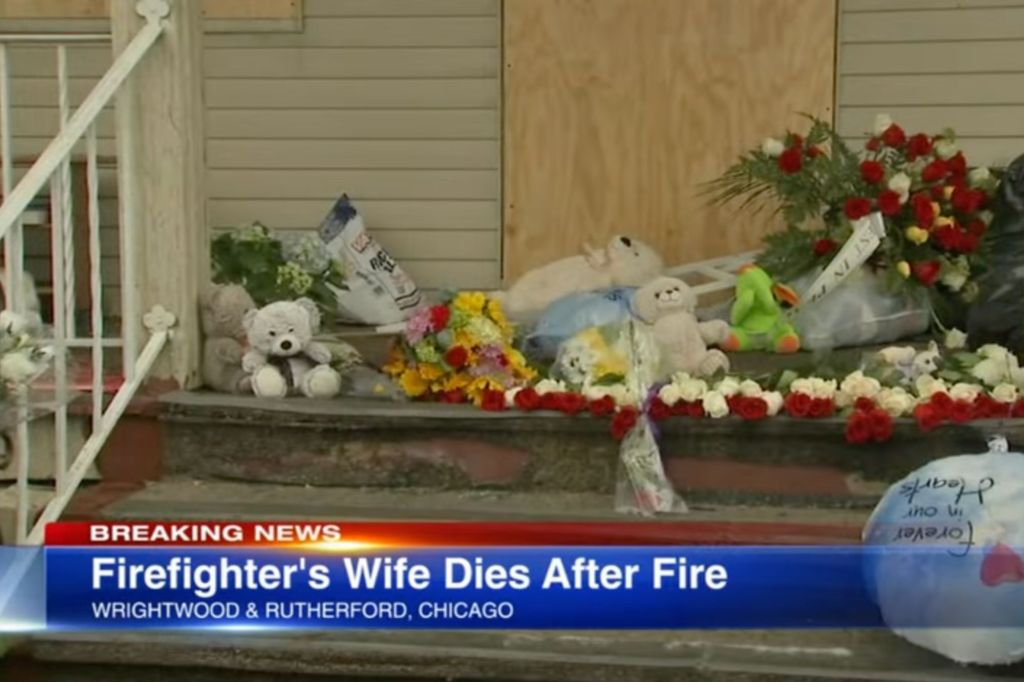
[661,372,708,404]
[887,172,912,203]
[944,328,968,350]
[582,382,636,406]
[761,138,785,157]
[934,138,959,160]
[714,376,741,397]
[0,352,39,384]
[839,371,881,403]
[790,377,837,400]
[915,375,949,398]
[968,167,992,187]
[0,311,29,336]
[949,382,982,403]
[968,344,1023,387]
[992,383,1019,404]
[762,391,784,416]
[877,387,915,417]
[873,114,894,136]
[534,378,567,395]
[701,390,729,419]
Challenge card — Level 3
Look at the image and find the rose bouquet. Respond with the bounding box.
[707,115,998,321]
[383,292,537,406]
[211,223,346,317]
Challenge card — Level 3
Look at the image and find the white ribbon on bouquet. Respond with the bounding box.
[802,212,888,304]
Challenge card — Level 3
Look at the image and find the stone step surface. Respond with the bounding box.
[158,391,1024,509]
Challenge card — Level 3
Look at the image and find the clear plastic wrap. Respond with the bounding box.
[524,287,636,361]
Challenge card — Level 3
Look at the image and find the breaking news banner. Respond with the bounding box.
[0,521,1011,632]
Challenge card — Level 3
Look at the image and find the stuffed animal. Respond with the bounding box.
[242,298,342,399]
[497,235,664,321]
[875,340,941,383]
[200,283,256,394]
[634,276,731,377]
[720,265,801,353]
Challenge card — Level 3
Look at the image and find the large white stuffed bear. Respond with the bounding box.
[242,298,342,399]
[634,276,731,378]
[497,235,664,321]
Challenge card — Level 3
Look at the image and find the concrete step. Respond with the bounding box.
[157,391,1024,509]
[27,628,1024,681]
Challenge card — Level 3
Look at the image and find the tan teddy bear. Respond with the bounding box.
[200,283,256,394]
[634,276,731,378]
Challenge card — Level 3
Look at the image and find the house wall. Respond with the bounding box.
[4,0,503,309]
[836,0,1024,168]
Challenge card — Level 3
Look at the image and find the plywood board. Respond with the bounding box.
[502,0,837,278]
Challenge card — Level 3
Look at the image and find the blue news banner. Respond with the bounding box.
[0,545,904,630]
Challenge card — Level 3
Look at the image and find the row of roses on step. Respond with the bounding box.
[471,340,1024,445]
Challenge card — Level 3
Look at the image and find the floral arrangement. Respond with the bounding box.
[0,311,54,405]
[383,292,537,407]
[707,115,999,320]
[211,223,346,316]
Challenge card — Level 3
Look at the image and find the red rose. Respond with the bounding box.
[441,389,466,404]
[854,397,876,412]
[952,187,984,215]
[429,305,450,331]
[1013,400,1024,418]
[865,137,881,151]
[929,391,953,417]
[930,185,946,200]
[845,411,873,444]
[813,238,837,256]
[480,389,506,412]
[921,159,948,184]
[784,392,812,418]
[881,123,907,147]
[947,152,967,178]
[808,397,835,418]
[906,133,932,160]
[973,394,1008,419]
[913,403,942,432]
[911,260,941,287]
[611,408,639,440]
[869,408,894,442]
[648,397,672,421]
[948,400,973,423]
[589,395,616,417]
[807,145,824,158]
[933,226,960,251]
[911,193,936,227]
[844,197,873,221]
[540,392,562,411]
[736,396,769,420]
[557,392,587,415]
[789,134,804,148]
[956,231,979,254]
[967,219,987,236]
[877,190,903,216]
[859,160,885,184]
[444,346,469,369]
[778,147,803,174]
[514,387,541,411]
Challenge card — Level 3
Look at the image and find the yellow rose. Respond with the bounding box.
[453,291,487,316]
[933,216,953,228]
[896,261,911,278]
[930,202,941,217]
[904,226,929,245]
[943,185,955,200]
[418,363,444,381]
[399,368,429,397]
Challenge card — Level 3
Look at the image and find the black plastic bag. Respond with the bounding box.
[967,154,1024,356]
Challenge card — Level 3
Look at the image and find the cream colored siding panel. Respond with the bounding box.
[208,170,498,200]
[204,78,498,109]
[207,139,499,170]
[370,229,498,261]
[209,199,499,231]
[6,45,109,77]
[204,47,499,78]
[3,107,116,138]
[206,109,497,139]
[205,17,498,48]
[837,0,1024,168]
[401,260,499,290]
[304,0,499,17]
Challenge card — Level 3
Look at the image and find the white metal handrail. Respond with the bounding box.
[0,2,174,545]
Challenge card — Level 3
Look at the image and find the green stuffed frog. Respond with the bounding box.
[720,264,801,353]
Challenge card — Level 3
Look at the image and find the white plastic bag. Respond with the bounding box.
[790,267,929,350]
[318,196,422,325]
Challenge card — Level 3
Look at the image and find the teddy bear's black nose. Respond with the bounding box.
[280,339,293,351]
[620,236,632,247]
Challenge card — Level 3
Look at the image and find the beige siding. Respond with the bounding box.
[3,0,502,299]
[836,0,1024,168]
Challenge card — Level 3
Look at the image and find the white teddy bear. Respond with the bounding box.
[242,298,342,399]
[633,276,732,378]
[496,235,664,321]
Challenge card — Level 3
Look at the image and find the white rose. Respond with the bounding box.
[0,352,39,384]
[762,391,784,416]
[761,138,785,157]
[789,378,812,395]
[714,377,741,397]
[840,371,881,400]
[873,113,894,136]
[968,167,992,187]
[535,378,567,395]
[677,378,708,403]
[940,269,967,292]
[971,358,1009,387]
[915,375,948,398]
[702,390,730,419]
[887,172,912,201]
[877,387,915,417]
[658,383,683,406]
[992,383,1019,404]
[0,310,29,336]
[607,384,637,406]
[944,328,968,350]
[949,382,982,403]
[934,138,958,160]
[807,377,838,399]
[739,379,763,397]
[504,387,522,407]
[978,344,1012,364]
